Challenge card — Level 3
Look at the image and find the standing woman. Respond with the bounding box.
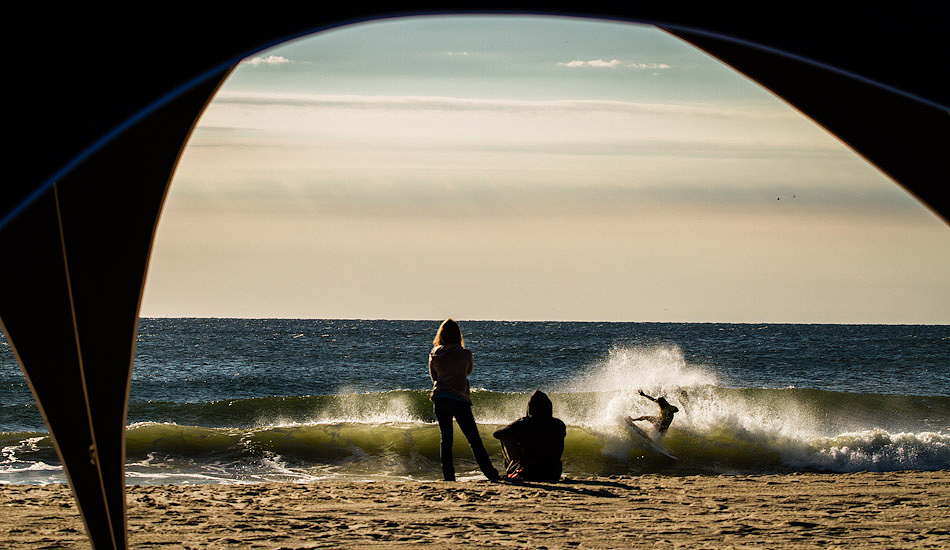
[428,319,499,481]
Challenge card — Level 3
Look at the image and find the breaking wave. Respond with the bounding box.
[2,345,947,484]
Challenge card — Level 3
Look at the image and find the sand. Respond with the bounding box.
[2,471,948,549]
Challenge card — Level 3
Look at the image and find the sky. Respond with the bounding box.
[139,16,950,323]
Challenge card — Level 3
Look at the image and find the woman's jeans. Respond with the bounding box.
[433,398,498,481]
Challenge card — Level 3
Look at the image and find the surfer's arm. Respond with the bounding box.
[638,389,657,402]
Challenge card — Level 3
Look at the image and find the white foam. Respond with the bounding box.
[260,389,424,427]
[554,344,719,430]
[566,344,718,395]
[788,430,950,472]
[0,461,62,473]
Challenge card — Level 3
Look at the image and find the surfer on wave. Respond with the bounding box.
[625,389,679,436]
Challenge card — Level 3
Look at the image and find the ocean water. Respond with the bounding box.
[1,319,948,485]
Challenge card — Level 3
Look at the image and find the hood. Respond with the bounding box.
[526,390,553,418]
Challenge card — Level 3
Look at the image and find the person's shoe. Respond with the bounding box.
[505,466,525,481]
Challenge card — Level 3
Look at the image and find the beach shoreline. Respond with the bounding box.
[2,471,948,548]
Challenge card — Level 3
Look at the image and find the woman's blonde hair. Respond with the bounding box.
[433,318,464,347]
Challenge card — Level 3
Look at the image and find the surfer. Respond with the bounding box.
[492,390,567,482]
[428,319,499,482]
[626,389,679,435]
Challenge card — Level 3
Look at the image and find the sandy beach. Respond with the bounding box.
[2,471,949,549]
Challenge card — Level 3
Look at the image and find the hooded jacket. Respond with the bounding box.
[492,390,567,481]
[428,344,473,403]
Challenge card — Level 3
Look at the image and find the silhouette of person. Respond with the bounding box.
[428,319,499,481]
[626,389,679,435]
[492,390,566,481]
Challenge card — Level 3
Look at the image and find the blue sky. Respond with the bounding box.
[140,16,949,322]
[222,16,764,103]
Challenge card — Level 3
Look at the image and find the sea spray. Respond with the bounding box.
[557,345,818,471]
[558,344,717,427]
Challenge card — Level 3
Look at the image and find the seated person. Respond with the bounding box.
[492,390,567,481]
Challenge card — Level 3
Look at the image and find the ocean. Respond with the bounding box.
[1,319,948,485]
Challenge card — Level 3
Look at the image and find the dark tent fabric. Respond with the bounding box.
[662,26,948,221]
[0,74,228,547]
[1,4,946,548]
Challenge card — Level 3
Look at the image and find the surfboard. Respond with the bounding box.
[624,418,678,460]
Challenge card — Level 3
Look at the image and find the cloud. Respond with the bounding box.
[558,59,671,70]
[242,55,292,67]
[587,59,623,68]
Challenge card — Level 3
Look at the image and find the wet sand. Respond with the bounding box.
[2,471,948,548]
